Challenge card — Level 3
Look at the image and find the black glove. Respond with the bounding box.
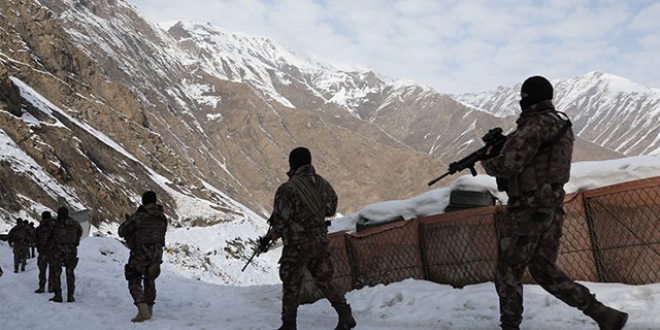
[258,235,272,253]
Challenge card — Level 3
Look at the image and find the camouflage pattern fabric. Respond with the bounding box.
[35,217,55,290]
[270,164,346,324]
[271,164,338,246]
[49,216,83,299]
[495,207,596,328]
[482,100,573,209]
[279,240,347,324]
[481,101,598,329]
[119,203,168,305]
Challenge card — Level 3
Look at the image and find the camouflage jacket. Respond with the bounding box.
[270,164,338,246]
[119,203,168,250]
[482,100,574,209]
[50,217,83,247]
[7,223,28,246]
[35,217,56,250]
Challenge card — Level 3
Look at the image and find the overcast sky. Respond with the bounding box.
[126,0,660,94]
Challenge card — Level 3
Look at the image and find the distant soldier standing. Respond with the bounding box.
[28,222,36,258]
[35,211,56,293]
[7,219,29,273]
[267,147,356,330]
[118,191,168,323]
[49,207,83,302]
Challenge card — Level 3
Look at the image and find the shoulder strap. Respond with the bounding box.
[540,111,572,150]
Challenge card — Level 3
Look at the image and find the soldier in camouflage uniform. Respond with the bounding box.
[7,219,30,273]
[35,211,56,293]
[267,147,356,330]
[481,76,628,330]
[118,190,168,323]
[28,222,36,259]
[48,206,83,303]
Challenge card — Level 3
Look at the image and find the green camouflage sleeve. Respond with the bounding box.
[482,120,545,178]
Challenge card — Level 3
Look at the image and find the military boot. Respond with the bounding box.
[584,302,628,330]
[67,287,75,302]
[35,284,45,293]
[333,303,357,330]
[147,303,154,316]
[49,294,63,303]
[131,303,151,323]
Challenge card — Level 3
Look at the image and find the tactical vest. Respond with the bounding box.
[133,214,167,246]
[52,219,80,245]
[517,111,573,194]
[36,219,54,246]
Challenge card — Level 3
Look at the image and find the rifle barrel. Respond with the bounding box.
[427,171,451,187]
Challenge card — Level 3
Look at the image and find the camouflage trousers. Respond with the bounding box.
[495,207,597,329]
[49,245,79,298]
[13,242,29,271]
[126,244,164,305]
[279,239,347,324]
[37,249,51,290]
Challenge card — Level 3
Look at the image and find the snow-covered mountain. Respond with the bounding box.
[0,0,656,236]
[455,71,660,156]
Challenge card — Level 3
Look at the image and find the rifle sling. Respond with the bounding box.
[288,175,328,219]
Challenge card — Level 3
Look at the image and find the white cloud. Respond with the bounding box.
[127,0,660,93]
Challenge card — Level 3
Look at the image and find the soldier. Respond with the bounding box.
[28,222,36,259]
[480,76,628,330]
[35,211,56,293]
[118,191,168,323]
[48,207,83,303]
[267,147,356,330]
[7,218,29,273]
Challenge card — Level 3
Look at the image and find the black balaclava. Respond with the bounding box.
[142,191,157,205]
[288,147,312,174]
[41,211,52,220]
[520,75,553,110]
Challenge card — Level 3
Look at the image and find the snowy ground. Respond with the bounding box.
[1,236,660,330]
[1,156,660,329]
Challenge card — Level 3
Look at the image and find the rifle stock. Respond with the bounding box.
[427,128,507,187]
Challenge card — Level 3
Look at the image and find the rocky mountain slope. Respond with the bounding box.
[0,0,653,229]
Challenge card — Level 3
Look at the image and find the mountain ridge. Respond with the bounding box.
[0,0,655,230]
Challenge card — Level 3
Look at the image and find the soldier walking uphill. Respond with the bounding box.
[35,211,56,293]
[267,147,356,330]
[118,191,168,323]
[7,219,30,273]
[480,76,628,330]
[49,207,83,303]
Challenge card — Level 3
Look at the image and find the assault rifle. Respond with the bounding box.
[241,226,274,272]
[427,127,507,187]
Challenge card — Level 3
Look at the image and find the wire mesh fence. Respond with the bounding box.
[301,176,660,304]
